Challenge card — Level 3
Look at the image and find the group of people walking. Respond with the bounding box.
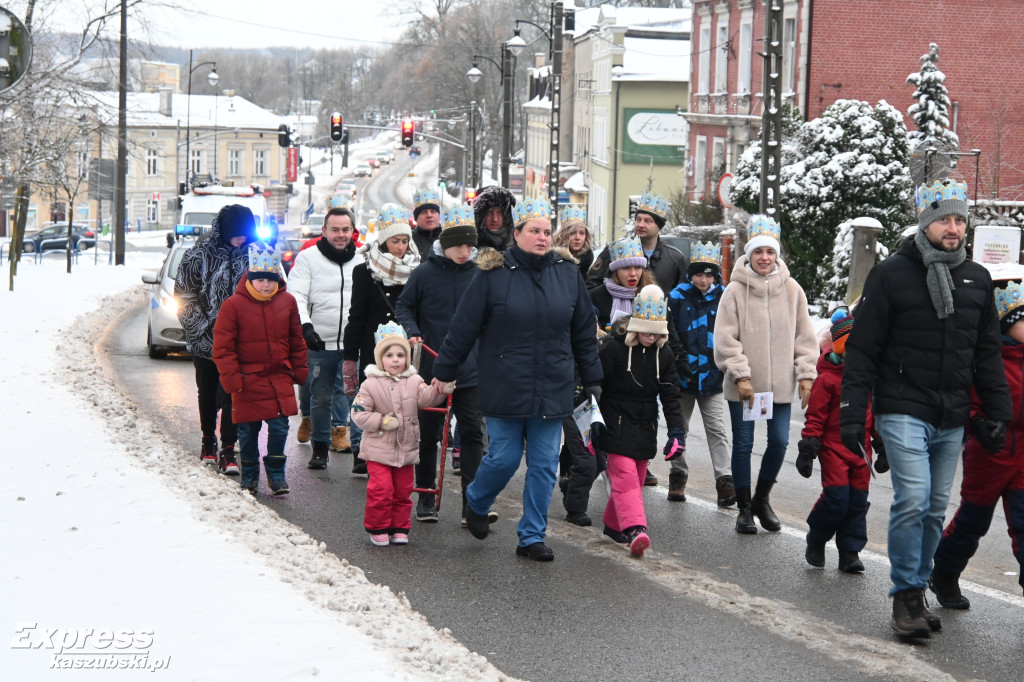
[172,176,1023,641]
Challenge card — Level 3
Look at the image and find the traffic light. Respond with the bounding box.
[330,112,343,142]
[401,119,415,147]
[277,124,291,148]
[465,187,476,203]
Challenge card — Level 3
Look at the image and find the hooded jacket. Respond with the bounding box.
[585,237,687,293]
[287,239,358,351]
[801,352,874,464]
[714,255,818,403]
[473,186,516,252]
[350,365,446,468]
[174,216,252,359]
[668,277,725,395]
[212,279,308,424]
[432,245,603,419]
[395,240,480,386]
[840,238,1011,429]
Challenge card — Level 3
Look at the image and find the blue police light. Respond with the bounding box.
[255,225,272,240]
[175,224,203,236]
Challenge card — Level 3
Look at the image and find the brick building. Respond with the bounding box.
[685,0,1024,202]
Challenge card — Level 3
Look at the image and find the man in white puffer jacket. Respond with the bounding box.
[288,207,359,471]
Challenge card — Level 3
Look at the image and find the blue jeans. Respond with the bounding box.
[875,413,963,594]
[300,356,349,425]
[238,416,290,461]
[727,401,792,489]
[306,349,349,445]
[466,411,562,547]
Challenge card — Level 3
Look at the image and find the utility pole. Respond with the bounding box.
[501,46,514,188]
[469,100,477,187]
[548,1,563,230]
[759,1,783,218]
[114,0,128,265]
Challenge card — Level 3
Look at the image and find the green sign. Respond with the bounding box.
[621,108,688,165]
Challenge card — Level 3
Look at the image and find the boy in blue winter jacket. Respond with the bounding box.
[666,241,736,507]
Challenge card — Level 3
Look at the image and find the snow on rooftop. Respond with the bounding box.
[93,91,282,130]
[619,35,690,81]
[570,6,690,36]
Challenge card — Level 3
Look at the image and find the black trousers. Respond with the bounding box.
[415,386,484,510]
[193,356,237,446]
[562,415,598,513]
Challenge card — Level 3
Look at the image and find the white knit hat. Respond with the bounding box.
[373,321,412,368]
[744,214,781,257]
[626,285,669,346]
[375,203,413,244]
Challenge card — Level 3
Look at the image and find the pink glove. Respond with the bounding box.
[343,360,359,397]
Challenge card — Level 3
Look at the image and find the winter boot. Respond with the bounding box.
[644,471,659,487]
[805,538,826,568]
[716,475,737,507]
[240,459,260,494]
[667,471,688,501]
[838,551,865,574]
[735,487,757,535]
[200,436,218,465]
[625,526,651,558]
[565,511,592,526]
[308,441,329,470]
[352,456,368,477]
[891,589,931,639]
[929,570,971,609]
[218,446,240,475]
[296,415,312,443]
[416,493,438,522]
[451,447,461,474]
[330,425,351,453]
[263,455,289,496]
[751,478,782,532]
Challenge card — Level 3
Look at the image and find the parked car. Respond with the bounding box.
[22,222,96,253]
[354,164,372,178]
[140,228,195,359]
[302,213,326,239]
[280,237,304,275]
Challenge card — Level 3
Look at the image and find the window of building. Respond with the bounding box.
[738,20,752,94]
[147,198,159,224]
[712,138,726,177]
[783,17,797,94]
[254,148,267,176]
[698,25,711,93]
[146,148,159,176]
[190,149,202,175]
[229,149,242,176]
[715,23,729,93]
[592,107,608,165]
[695,136,708,199]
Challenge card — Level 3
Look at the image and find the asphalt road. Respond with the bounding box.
[104,296,1024,682]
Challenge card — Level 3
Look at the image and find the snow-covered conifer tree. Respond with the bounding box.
[906,43,959,150]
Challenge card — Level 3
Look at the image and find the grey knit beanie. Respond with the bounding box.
[916,179,969,231]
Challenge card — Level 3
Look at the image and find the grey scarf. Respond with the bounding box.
[913,229,966,319]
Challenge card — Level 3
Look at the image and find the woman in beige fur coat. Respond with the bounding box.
[714,215,818,535]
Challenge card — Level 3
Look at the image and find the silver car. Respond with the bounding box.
[141,228,199,358]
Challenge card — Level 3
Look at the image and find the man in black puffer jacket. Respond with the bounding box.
[840,179,1011,640]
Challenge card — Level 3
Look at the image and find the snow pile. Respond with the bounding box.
[0,258,514,682]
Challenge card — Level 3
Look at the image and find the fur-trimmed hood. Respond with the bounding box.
[475,245,577,272]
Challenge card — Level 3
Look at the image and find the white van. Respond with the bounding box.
[179,184,272,239]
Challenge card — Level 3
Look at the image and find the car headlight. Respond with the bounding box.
[160,295,179,314]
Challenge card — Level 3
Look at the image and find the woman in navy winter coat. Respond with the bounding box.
[431,197,603,562]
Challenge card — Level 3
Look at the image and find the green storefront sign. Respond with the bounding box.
[621,108,688,165]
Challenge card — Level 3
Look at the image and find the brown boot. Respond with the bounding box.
[330,425,351,452]
[716,475,737,507]
[891,589,930,640]
[296,415,312,443]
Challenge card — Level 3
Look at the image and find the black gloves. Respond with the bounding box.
[840,423,866,457]
[872,438,889,474]
[302,323,326,352]
[795,437,820,478]
[663,429,686,461]
[582,385,602,404]
[972,417,1007,454]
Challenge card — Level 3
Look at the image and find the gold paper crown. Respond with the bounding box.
[690,241,722,266]
[915,179,969,214]
[373,321,408,346]
[376,203,412,232]
[748,214,781,241]
[995,281,1024,320]
[413,188,441,208]
[442,203,475,230]
[248,244,280,273]
[558,203,587,226]
[636,191,669,220]
[608,236,646,267]
[512,197,551,226]
[632,286,668,322]
[326,195,352,210]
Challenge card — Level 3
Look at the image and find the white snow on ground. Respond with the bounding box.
[0,248,515,681]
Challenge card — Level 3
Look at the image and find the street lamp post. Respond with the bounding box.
[508,1,564,229]
[467,50,514,189]
[184,49,219,189]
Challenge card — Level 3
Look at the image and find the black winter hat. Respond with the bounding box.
[216,204,256,244]
[636,209,666,229]
[688,260,720,278]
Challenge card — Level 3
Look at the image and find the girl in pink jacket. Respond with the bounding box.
[351,322,451,546]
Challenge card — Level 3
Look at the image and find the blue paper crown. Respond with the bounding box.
[636,191,669,220]
[326,195,352,210]
[442,203,475,230]
[558,203,587,226]
[373,321,408,346]
[748,214,781,241]
[915,179,969,215]
[376,203,411,232]
[248,244,280,273]
[512,197,552,226]
[995,281,1024,321]
[690,241,722,266]
[608,236,646,264]
[632,288,668,322]
[413,188,441,208]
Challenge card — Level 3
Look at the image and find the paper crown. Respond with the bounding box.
[915,179,969,215]
[373,321,408,347]
[636,191,669,220]
[632,286,667,322]
[995,281,1024,321]
[512,196,552,226]
[608,236,647,271]
[248,244,280,273]
[326,195,352,210]
[413,188,441,209]
[748,214,781,241]
[442,203,476,230]
[690,241,722,266]
[559,203,587,227]
[376,203,412,233]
